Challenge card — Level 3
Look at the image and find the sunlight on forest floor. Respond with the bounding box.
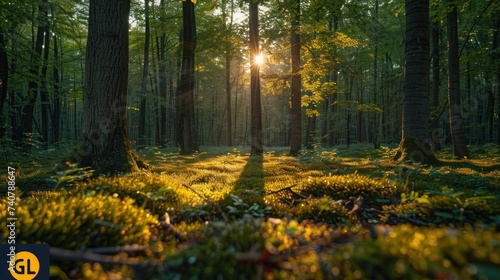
[1,143,500,279]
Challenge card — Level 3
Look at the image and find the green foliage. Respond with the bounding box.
[76,176,180,215]
[300,173,405,204]
[2,145,499,279]
[0,193,157,249]
[166,217,263,279]
[270,225,500,279]
[226,194,272,218]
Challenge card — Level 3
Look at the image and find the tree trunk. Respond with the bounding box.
[395,0,437,164]
[71,0,139,174]
[493,14,500,144]
[158,0,167,145]
[249,0,263,154]
[0,30,8,138]
[446,3,469,158]
[223,0,234,147]
[430,6,441,150]
[372,0,379,149]
[40,17,51,143]
[322,8,339,147]
[178,0,198,154]
[226,53,232,146]
[22,0,48,138]
[52,33,60,142]
[138,0,150,145]
[289,0,301,155]
[305,113,316,149]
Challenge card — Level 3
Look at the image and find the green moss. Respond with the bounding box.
[0,193,157,249]
[299,173,405,203]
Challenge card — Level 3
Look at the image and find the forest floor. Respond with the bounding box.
[1,142,500,279]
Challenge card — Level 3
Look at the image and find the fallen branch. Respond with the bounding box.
[50,247,166,269]
[88,244,151,255]
[181,183,209,202]
[158,213,185,241]
[264,184,308,199]
[263,184,297,196]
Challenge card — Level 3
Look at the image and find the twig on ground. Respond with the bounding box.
[263,184,297,196]
[88,244,152,255]
[50,247,166,269]
[181,183,209,202]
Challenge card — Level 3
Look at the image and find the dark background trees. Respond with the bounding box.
[0,0,499,161]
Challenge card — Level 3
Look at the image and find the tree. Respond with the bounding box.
[223,0,235,147]
[446,2,469,158]
[138,0,151,145]
[394,0,436,164]
[22,0,48,139]
[0,30,7,138]
[178,0,198,154]
[70,0,140,173]
[289,0,301,155]
[430,0,441,150]
[249,0,263,154]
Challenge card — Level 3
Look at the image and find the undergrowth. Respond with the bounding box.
[0,144,499,279]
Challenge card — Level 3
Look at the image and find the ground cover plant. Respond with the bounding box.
[1,143,500,279]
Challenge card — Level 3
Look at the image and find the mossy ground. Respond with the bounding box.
[1,142,500,279]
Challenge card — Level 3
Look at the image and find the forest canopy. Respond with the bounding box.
[0,0,498,152]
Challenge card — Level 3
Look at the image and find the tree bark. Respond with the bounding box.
[249,0,263,154]
[159,0,167,145]
[138,0,150,145]
[395,0,437,164]
[52,33,60,142]
[22,0,48,138]
[372,0,379,149]
[40,16,51,143]
[494,14,500,145]
[446,3,469,158]
[71,0,139,174]
[289,0,301,155]
[430,4,441,150]
[225,0,234,146]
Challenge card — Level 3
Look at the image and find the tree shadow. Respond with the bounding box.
[227,154,264,205]
[436,159,500,173]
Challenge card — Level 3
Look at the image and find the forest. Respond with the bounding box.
[0,0,500,279]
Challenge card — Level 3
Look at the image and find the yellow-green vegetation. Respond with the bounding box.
[0,144,499,279]
[0,193,156,249]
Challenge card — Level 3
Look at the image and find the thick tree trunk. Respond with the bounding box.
[138,0,150,145]
[71,0,139,174]
[249,0,263,154]
[178,0,198,154]
[395,0,437,164]
[289,0,301,155]
[447,4,469,158]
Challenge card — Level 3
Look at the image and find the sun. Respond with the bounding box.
[254,53,265,65]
